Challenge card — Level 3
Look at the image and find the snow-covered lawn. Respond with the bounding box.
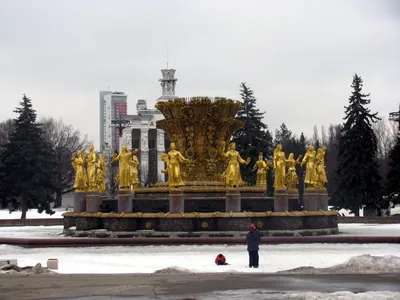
[0,208,66,220]
[0,223,399,239]
[1,243,399,274]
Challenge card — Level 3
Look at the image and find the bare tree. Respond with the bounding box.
[0,119,15,148]
[140,166,150,187]
[326,124,342,197]
[373,118,397,187]
[312,125,320,148]
[374,118,396,159]
[40,117,91,207]
[320,125,328,146]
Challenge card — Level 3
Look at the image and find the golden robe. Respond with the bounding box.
[224,150,246,188]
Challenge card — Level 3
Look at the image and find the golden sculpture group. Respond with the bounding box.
[72,98,327,194]
[273,143,327,191]
[72,145,141,193]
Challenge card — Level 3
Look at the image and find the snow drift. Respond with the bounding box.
[278,254,400,274]
[207,290,400,300]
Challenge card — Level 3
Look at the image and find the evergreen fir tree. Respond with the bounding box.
[0,95,57,219]
[232,82,273,186]
[274,123,292,146]
[384,120,400,207]
[331,74,382,215]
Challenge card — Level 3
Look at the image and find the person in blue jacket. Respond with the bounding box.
[246,224,261,268]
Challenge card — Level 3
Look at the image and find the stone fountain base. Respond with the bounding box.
[63,211,338,234]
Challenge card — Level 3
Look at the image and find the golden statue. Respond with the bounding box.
[95,154,106,193]
[301,145,318,188]
[86,145,97,191]
[315,146,328,189]
[253,152,271,188]
[130,149,141,189]
[162,142,186,188]
[111,145,132,190]
[223,142,250,188]
[273,144,286,189]
[72,150,88,192]
[286,153,302,190]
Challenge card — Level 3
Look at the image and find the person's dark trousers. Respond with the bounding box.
[248,250,259,268]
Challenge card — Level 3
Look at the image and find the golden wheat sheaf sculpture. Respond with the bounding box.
[156,97,243,182]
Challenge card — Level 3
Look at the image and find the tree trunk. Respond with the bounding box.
[354,207,360,217]
[20,199,27,219]
[54,192,62,208]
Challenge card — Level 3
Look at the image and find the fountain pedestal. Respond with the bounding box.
[303,189,319,211]
[73,192,86,212]
[86,191,101,213]
[274,189,288,212]
[317,189,329,210]
[225,189,241,212]
[169,189,184,213]
[117,190,133,213]
[287,189,300,211]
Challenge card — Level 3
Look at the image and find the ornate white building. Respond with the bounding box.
[120,69,178,185]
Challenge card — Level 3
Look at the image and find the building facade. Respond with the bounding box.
[99,91,128,152]
[120,69,178,185]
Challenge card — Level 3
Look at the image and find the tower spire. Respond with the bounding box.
[166,44,169,69]
[157,68,178,102]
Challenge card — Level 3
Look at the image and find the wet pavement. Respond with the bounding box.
[1,273,400,300]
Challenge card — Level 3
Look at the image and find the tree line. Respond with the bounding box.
[233,75,400,215]
[0,96,90,218]
[1,74,399,218]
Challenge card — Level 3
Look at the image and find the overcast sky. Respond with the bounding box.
[1,0,399,149]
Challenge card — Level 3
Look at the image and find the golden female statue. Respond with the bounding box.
[72,150,88,191]
[286,153,302,190]
[316,146,328,189]
[95,154,106,192]
[223,142,250,188]
[130,149,141,188]
[111,145,131,190]
[301,145,318,188]
[162,142,186,188]
[273,144,286,189]
[253,152,271,188]
[86,145,97,191]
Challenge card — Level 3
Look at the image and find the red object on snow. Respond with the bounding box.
[215,254,226,265]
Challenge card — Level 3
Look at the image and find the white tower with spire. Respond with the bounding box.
[157,69,178,101]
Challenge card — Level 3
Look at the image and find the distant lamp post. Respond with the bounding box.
[111,113,130,138]
[111,114,130,152]
[389,104,400,131]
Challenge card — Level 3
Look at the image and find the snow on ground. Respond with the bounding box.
[0,225,65,239]
[0,208,66,219]
[1,205,400,219]
[1,223,399,239]
[198,290,400,300]
[279,254,400,274]
[0,243,399,274]
[339,224,400,236]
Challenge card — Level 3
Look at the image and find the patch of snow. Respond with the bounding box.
[0,209,65,220]
[1,243,399,274]
[279,254,400,274]
[153,266,193,274]
[206,290,400,300]
[0,263,54,274]
[338,224,400,236]
[0,225,65,239]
